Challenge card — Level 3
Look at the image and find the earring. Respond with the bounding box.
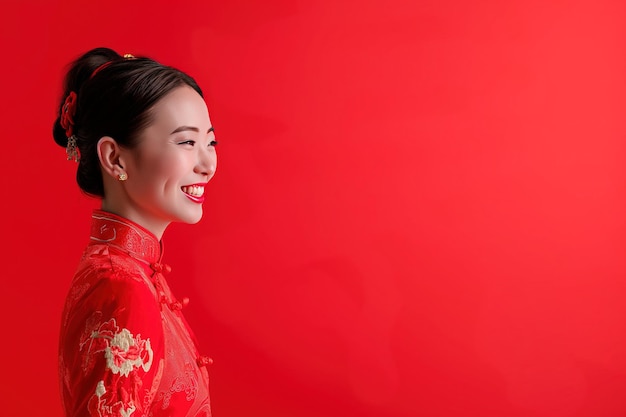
[118,173,128,181]
[66,135,80,162]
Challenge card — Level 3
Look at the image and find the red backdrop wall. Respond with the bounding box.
[1,1,626,416]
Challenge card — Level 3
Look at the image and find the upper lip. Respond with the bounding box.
[182,182,208,187]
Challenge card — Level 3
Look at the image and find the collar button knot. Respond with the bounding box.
[197,355,213,367]
[151,263,172,275]
[170,297,190,311]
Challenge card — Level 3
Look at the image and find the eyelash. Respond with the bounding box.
[178,140,218,147]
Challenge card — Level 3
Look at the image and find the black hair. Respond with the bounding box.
[53,47,203,197]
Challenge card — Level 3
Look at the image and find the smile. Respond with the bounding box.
[181,185,205,203]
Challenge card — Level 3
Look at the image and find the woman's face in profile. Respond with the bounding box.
[119,85,217,229]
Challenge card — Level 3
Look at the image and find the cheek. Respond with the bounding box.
[128,147,194,190]
[136,152,181,176]
[156,155,193,188]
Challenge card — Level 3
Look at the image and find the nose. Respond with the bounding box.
[194,146,217,179]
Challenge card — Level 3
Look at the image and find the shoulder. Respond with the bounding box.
[65,244,157,317]
[61,247,163,355]
[76,244,149,282]
[71,244,153,294]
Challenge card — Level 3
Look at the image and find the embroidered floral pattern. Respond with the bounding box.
[80,317,154,376]
[89,387,137,417]
[157,363,199,408]
[106,328,153,377]
[79,317,154,417]
[80,311,105,374]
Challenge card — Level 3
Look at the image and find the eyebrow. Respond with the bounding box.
[171,126,215,134]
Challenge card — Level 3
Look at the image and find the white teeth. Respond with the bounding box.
[182,186,205,197]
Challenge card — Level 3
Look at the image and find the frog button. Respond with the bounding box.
[197,355,213,367]
[170,297,190,311]
[150,263,171,274]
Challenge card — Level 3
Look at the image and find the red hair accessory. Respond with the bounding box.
[90,54,134,79]
[90,61,113,79]
[60,91,77,138]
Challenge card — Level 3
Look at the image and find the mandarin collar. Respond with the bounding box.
[89,210,163,265]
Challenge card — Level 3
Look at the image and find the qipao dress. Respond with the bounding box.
[59,210,212,417]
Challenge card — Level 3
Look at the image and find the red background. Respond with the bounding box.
[1,1,626,416]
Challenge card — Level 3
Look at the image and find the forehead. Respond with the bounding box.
[148,85,211,130]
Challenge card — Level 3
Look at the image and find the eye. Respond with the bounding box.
[210,140,218,147]
[178,140,196,146]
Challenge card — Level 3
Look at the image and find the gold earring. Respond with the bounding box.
[118,173,128,181]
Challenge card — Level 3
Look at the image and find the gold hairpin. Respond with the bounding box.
[123,53,135,59]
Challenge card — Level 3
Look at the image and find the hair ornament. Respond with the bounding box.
[60,91,77,138]
[90,61,113,79]
[90,54,134,80]
[60,91,79,162]
[66,135,80,162]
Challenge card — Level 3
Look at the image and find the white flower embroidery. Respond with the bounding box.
[112,328,133,351]
[104,328,154,377]
[95,381,106,398]
[120,404,136,417]
[81,318,154,417]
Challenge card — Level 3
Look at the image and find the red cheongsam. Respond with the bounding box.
[59,210,212,417]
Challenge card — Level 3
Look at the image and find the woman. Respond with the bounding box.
[54,47,217,417]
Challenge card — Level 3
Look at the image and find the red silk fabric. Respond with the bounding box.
[59,210,211,417]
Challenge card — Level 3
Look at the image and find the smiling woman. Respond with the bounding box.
[99,86,217,238]
[53,47,216,417]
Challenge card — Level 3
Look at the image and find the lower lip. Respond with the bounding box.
[183,193,205,204]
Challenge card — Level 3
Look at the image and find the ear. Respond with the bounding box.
[97,136,127,179]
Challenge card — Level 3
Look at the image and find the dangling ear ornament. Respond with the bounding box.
[66,135,80,162]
